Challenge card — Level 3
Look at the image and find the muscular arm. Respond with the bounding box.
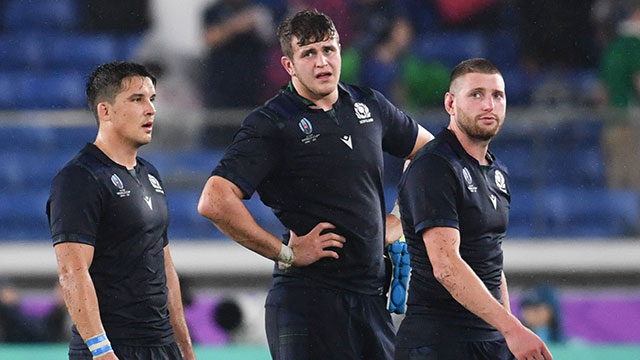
[198,176,345,266]
[424,227,552,360]
[55,242,117,359]
[406,125,434,160]
[164,246,196,360]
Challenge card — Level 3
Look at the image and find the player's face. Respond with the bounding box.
[107,76,156,147]
[282,36,341,102]
[450,72,506,142]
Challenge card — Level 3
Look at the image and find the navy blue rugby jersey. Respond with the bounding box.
[47,143,173,345]
[396,129,511,346]
[213,82,419,295]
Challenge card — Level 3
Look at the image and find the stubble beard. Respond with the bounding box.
[456,108,502,142]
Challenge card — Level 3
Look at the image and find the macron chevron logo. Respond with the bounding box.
[340,135,353,150]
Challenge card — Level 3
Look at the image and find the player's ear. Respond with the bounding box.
[97,102,111,122]
[444,92,455,116]
[281,56,295,76]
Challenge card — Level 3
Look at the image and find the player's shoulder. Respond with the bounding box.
[52,149,104,190]
[242,89,307,130]
[339,82,377,102]
[417,131,458,162]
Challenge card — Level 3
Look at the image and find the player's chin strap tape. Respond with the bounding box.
[387,236,410,314]
[86,332,113,358]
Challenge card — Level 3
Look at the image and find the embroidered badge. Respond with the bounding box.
[148,174,164,194]
[354,102,373,124]
[495,170,507,193]
[462,167,477,192]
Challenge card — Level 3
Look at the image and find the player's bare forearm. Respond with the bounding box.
[423,227,519,333]
[198,176,346,267]
[164,247,196,360]
[54,243,108,342]
[385,213,403,246]
[424,227,552,359]
[198,176,283,261]
[501,271,512,313]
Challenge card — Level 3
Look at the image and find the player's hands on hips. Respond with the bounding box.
[289,222,346,266]
[504,324,553,360]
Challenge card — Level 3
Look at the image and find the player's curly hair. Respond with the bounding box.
[86,61,156,124]
[277,9,339,59]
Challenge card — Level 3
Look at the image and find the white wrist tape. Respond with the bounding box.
[390,202,401,220]
[277,243,295,270]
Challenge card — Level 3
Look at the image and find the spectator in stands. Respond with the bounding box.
[44,284,73,343]
[0,279,46,342]
[84,0,151,34]
[600,1,640,192]
[198,10,433,359]
[47,62,195,359]
[519,285,565,344]
[200,0,274,109]
[348,0,415,102]
[517,0,597,70]
[394,58,552,360]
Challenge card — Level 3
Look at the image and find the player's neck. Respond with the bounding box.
[450,127,490,165]
[291,79,338,111]
[94,134,139,170]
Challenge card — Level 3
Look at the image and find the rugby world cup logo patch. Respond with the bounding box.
[111,174,124,189]
[299,118,313,135]
[462,167,477,192]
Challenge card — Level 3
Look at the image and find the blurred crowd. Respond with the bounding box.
[129,0,640,113]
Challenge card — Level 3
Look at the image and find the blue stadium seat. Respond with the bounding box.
[501,67,532,105]
[0,150,75,191]
[0,34,45,71]
[118,34,144,61]
[44,34,118,73]
[145,149,225,188]
[536,187,639,237]
[166,190,223,240]
[0,71,18,108]
[540,120,605,188]
[3,0,79,31]
[12,71,86,109]
[485,31,519,69]
[0,189,50,241]
[412,31,487,68]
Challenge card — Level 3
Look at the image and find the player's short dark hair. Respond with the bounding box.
[449,58,502,89]
[86,61,156,123]
[277,9,338,59]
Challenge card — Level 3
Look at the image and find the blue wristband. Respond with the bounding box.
[86,333,113,358]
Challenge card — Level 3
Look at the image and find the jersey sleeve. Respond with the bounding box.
[401,154,460,235]
[47,164,102,247]
[374,89,419,158]
[211,111,282,199]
